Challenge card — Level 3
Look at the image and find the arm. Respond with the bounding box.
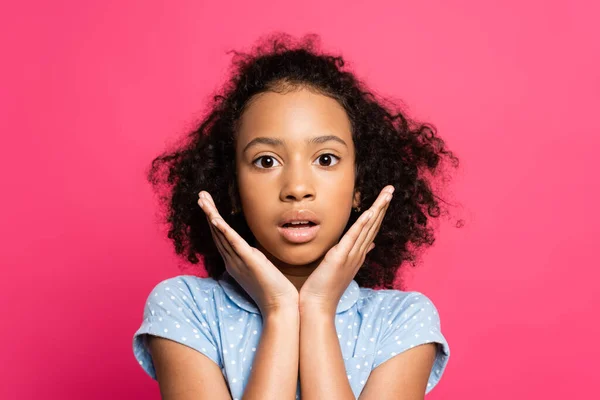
[148,336,232,400]
[359,343,437,400]
[148,307,299,400]
[243,308,300,400]
[298,307,437,400]
[299,307,355,399]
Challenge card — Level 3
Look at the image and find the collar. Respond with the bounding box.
[218,270,360,314]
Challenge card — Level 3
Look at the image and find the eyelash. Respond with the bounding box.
[252,153,341,169]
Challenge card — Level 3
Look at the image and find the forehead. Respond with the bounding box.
[236,88,353,146]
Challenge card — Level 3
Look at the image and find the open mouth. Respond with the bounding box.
[281,221,317,228]
[277,221,320,243]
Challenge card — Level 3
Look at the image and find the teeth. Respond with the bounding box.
[290,221,310,225]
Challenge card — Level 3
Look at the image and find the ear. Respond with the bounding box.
[353,190,361,208]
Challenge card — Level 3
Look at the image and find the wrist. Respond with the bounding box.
[298,300,336,319]
[261,303,300,321]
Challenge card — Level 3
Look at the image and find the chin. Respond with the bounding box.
[269,241,327,266]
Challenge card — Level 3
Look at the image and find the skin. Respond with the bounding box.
[234,87,360,291]
[187,86,436,399]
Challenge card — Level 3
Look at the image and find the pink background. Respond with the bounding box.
[1,0,598,398]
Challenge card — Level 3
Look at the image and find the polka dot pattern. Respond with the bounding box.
[133,274,450,399]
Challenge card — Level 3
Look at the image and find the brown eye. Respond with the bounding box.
[253,156,281,169]
[315,153,340,167]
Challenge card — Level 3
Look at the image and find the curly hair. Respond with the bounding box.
[147,33,461,290]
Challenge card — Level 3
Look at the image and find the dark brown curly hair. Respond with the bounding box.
[147,33,461,290]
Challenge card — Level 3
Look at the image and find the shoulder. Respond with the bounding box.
[357,288,440,319]
[137,274,228,334]
[142,275,221,308]
[133,275,226,378]
[149,274,221,294]
[361,289,450,393]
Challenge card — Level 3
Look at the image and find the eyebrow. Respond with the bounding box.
[242,135,348,153]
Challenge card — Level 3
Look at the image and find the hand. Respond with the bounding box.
[198,191,299,316]
[298,185,395,315]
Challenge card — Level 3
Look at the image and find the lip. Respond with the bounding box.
[277,224,320,244]
[277,209,321,244]
[278,209,321,226]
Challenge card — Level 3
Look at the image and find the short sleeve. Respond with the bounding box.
[372,292,450,394]
[132,277,222,379]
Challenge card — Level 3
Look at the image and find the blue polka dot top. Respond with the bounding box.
[133,272,450,399]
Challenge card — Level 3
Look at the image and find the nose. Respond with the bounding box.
[279,162,315,203]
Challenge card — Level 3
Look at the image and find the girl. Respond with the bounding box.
[133,33,459,399]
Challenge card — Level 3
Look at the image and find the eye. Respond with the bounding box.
[252,156,281,169]
[314,153,340,167]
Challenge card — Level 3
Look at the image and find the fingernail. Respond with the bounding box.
[211,219,219,227]
[388,186,395,194]
[386,194,392,202]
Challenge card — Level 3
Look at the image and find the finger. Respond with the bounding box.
[359,192,393,255]
[199,197,234,259]
[211,217,255,261]
[200,193,253,259]
[338,186,391,256]
[350,189,391,258]
[336,209,374,255]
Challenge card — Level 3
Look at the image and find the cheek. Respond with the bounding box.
[236,174,275,237]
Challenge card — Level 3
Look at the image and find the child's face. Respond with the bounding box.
[235,87,359,270]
